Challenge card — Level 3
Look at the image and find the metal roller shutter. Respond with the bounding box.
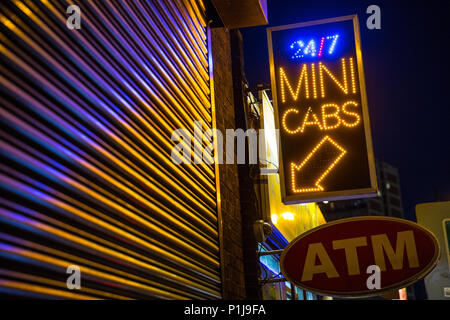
[0,0,221,299]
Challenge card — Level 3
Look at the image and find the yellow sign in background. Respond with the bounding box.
[416,201,450,300]
[259,90,325,242]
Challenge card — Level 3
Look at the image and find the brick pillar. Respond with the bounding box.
[230,29,262,300]
[210,27,246,299]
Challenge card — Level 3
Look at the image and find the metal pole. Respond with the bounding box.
[259,278,287,284]
[291,282,296,300]
[257,249,283,256]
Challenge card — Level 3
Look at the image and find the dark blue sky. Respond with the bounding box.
[240,0,450,221]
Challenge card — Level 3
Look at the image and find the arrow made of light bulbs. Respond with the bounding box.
[290,135,346,193]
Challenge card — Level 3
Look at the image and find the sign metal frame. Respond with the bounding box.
[267,15,378,204]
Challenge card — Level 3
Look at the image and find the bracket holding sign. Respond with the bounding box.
[267,15,378,204]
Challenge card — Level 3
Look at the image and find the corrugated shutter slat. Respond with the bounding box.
[0,0,220,300]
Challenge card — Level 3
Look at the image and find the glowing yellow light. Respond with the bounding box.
[349,57,357,94]
[321,103,341,130]
[282,108,302,134]
[319,58,348,98]
[0,15,15,29]
[311,63,317,99]
[279,64,309,102]
[281,212,295,221]
[271,214,278,225]
[15,2,33,16]
[341,100,361,127]
[291,136,346,193]
[300,107,323,132]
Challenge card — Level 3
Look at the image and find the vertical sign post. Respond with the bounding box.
[267,15,377,204]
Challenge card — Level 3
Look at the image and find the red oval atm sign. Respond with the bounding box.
[280,216,440,297]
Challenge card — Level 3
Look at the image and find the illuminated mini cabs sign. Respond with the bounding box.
[267,15,377,203]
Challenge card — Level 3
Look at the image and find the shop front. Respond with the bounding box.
[257,90,329,300]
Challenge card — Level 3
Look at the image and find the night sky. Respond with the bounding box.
[240,0,450,221]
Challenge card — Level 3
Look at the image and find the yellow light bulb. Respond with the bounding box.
[319,58,349,97]
[279,64,309,102]
[271,214,278,225]
[281,212,295,221]
[291,136,346,193]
